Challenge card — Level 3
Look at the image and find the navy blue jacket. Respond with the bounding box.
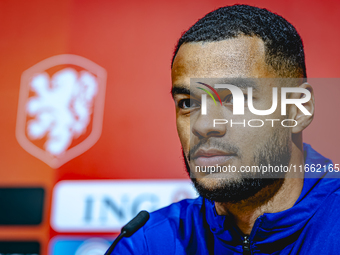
[111,144,340,254]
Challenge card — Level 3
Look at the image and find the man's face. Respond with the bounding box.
[171,36,292,203]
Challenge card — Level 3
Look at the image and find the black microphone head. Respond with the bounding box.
[121,210,150,237]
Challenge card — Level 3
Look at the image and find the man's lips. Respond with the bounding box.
[192,149,236,166]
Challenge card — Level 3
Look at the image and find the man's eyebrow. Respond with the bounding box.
[171,86,191,98]
[171,79,259,98]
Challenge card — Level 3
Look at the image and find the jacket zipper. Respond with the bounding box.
[243,235,251,255]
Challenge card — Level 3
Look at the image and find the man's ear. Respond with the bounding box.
[289,83,315,134]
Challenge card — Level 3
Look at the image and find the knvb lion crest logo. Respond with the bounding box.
[16,54,107,168]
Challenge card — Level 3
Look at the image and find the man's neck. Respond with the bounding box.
[215,177,303,235]
[215,142,305,235]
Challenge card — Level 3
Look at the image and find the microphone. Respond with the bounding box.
[105,210,150,254]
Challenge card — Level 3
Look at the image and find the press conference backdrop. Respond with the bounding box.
[0,0,339,254]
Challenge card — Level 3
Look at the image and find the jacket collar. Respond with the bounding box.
[204,143,338,250]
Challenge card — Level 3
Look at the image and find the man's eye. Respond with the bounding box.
[223,94,248,104]
[224,94,233,104]
[178,99,198,109]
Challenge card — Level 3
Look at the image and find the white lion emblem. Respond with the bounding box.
[26,68,98,156]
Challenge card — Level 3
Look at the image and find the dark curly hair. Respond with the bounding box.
[172,5,306,78]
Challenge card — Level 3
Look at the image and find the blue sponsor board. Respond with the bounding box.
[49,237,113,255]
[0,188,44,225]
[0,241,40,254]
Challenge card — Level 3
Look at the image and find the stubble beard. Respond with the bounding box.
[183,127,292,203]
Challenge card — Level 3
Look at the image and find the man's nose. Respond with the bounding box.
[192,101,227,139]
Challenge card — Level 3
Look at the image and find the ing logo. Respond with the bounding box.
[16,54,107,168]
